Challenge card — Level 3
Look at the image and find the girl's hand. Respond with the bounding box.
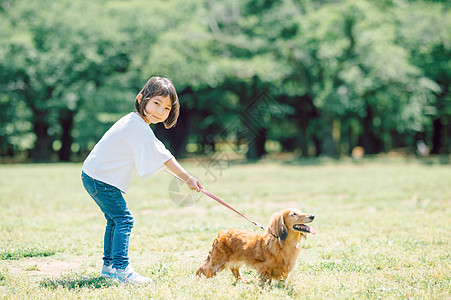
[163,158,204,192]
[186,176,204,192]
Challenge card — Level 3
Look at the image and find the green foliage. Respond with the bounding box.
[0,0,449,161]
[0,0,134,161]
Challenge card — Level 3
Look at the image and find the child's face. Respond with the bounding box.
[143,95,172,124]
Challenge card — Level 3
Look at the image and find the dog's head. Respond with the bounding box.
[267,209,316,245]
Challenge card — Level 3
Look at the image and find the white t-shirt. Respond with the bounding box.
[82,112,173,193]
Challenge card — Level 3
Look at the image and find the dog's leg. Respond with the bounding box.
[231,268,248,283]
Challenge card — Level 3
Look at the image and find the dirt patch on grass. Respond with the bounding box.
[1,255,100,277]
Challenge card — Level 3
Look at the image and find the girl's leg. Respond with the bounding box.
[82,172,134,270]
[94,184,134,270]
[110,214,134,269]
[103,215,115,266]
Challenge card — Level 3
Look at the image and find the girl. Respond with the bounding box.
[81,76,203,285]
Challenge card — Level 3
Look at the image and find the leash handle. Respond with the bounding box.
[164,169,265,230]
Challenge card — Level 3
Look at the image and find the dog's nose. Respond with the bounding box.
[309,215,315,220]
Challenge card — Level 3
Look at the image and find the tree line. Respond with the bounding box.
[1,0,450,162]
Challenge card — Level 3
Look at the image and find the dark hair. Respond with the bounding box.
[135,76,180,129]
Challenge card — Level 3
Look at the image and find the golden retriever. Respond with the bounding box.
[195,208,315,283]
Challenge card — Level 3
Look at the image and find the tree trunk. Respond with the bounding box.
[30,111,52,162]
[295,95,317,157]
[246,127,267,160]
[58,109,75,161]
[239,79,267,160]
[431,117,444,154]
[299,123,309,157]
[359,105,383,154]
[320,117,340,158]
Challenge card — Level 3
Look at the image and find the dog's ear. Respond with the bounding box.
[267,212,288,245]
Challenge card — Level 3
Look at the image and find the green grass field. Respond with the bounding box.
[0,157,450,299]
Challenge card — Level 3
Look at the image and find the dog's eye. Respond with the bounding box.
[291,212,297,216]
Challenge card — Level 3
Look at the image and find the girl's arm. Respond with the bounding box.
[164,157,203,192]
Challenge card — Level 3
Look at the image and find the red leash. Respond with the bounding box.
[164,169,265,230]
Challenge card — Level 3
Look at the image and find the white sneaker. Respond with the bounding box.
[112,265,152,285]
[101,265,114,278]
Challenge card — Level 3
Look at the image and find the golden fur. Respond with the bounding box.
[195,209,315,283]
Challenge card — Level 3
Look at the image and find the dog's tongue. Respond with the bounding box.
[308,226,316,235]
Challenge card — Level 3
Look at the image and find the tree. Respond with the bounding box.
[1,0,449,162]
[395,1,451,154]
[280,0,443,156]
[0,0,131,161]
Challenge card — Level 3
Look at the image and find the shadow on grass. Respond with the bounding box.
[282,156,341,166]
[232,278,300,297]
[234,156,336,166]
[41,275,116,290]
[283,154,451,166]
[0,248,56,260]
[419,155,450,165]
[262,280,300,297]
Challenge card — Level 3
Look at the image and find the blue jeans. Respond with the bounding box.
[81,172,134,270]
